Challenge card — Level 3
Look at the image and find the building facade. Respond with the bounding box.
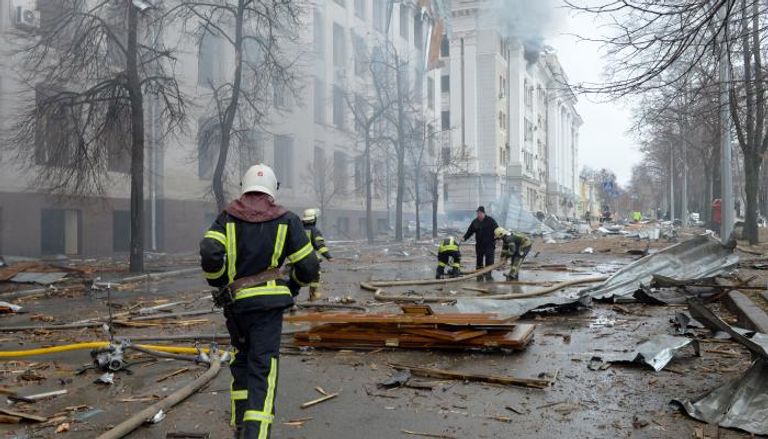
[0,0,441,257]
[440,0,581,223]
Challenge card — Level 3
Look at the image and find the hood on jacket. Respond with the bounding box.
[225,192,287,223]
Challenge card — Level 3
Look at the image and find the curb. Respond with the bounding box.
[723,291,768,334]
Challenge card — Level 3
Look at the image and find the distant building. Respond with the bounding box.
[0,0,441,257]
[439,0,581,223]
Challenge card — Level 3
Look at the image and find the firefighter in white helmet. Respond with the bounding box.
[301,208,333,301]
[200,164,319,438]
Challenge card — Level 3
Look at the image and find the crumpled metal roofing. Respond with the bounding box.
[674,300,768,435]
[606,334,700,372]
[455,295,591,318]
[580,236,739,302]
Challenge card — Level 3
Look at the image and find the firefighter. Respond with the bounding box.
[301,208,332,301]
[495,227,533,280]
[200,164,319,439]
[462,206,500,281]
[436,236,462,279]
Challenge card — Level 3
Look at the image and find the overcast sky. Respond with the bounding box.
[547,2,641,185]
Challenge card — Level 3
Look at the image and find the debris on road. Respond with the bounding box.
[389,363,551,389]
[301,392,339,409]
[287,305,535,351]
[602,335,700,372]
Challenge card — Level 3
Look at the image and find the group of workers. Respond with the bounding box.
[437,205,532,281]
[198,164,534,439]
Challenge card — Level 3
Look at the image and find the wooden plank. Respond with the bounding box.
[401,328,488,342]
[285,312,516,325]
[389,364,551,389]
[0,408,47,423]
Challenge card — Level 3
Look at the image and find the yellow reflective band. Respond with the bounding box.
[231,389,248,401]
[244,410,274,424]
[204,230,227,246]
[226,223,237,284]
[271,224,288,268]
[309,282,320,288]
[258,357,278,439]
[318,246,330,254]
[315,236,325,243]
[439,244,459,252]
[288,242,313,263]
[437,261,447,267]
[235,285,292,301]
[291,269,308,287]
[204,264,226,280]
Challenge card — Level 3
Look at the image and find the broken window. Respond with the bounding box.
[440,34,449,57]
[198,31,223,86]
[441,111,450,131]
[112,210,130,252]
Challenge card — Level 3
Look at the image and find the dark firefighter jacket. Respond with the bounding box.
[200,193,320,311]
[463,216,500,249]
[304,223,332,260]
[500,232,532,257]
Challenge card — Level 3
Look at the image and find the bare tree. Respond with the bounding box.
[568,0,768,243]
[303,150,343,232]
[8,0,186,272]
[425,142,472,238]
[173,0,302,211]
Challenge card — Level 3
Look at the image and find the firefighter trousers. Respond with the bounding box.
[227,306,284,439]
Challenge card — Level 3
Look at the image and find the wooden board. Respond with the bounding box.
[0,408,46,423]
[285,312,517,325]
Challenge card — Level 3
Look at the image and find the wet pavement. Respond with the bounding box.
[0,239,757,438]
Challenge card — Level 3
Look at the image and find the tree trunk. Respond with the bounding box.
[127,5,145,273]
[212,1,246,211]
[744,153,762,244]
[365,136,374,244]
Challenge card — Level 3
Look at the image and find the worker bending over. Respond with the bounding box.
[302,208,332,301]
[436,236,462,279]
[200,164,319,439]
[495,227,533,280]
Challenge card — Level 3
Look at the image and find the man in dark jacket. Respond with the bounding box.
[462,206,499,281]
[200,164,319,439]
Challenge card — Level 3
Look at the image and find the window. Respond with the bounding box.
[273,78,288,108]
[198,31,222,86]
[443,182,449,202]
[333,151,348,194]
[355,0,366,19]
[354,93,366,135]
[314,79,325,124]
[373,0,386,32]
[274,135,293,188]
[427,77,434,109]
[441,111,450,130]
[415,73,423,100]
[354,155,365,195]
[238,130,263,178]
[197,117,219,179]
[34,86,77,167]
[427,124,435,156]
[41,209,80,255]
[333,0,345,7]
[399,5,409,40]
[333,23,346,67]
[336,216,350,235]
[413,13,423,49]
[313,10,324,55]
[353,32,367,76]
[113,210,130,252]
[314,146,326,187]
[333,85,345,129]
[441,147,451,166]
[440,34,449,57]
[524,118,534,141]
[441,75,449,93]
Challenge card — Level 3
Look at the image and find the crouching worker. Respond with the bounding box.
[302,208,333,301]
[200,164,319,439]
[495,227,532,280]
[436,236,462,279]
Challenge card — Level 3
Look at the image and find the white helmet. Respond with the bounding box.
[241,164,279,198]
[302,208,318,223]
